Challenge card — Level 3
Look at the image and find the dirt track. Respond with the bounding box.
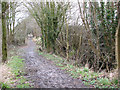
[21,39,86,88]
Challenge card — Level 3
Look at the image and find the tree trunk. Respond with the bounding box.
[0,2,2,63]
[12,2,15,44]
[66,19,69,61]
[115,1,120,87]
[2,2,8,63]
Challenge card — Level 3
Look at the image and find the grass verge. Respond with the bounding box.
[38,51,118,88]
[0,48,32,89]
[7,56,31,88]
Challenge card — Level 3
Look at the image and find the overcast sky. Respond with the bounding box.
[15,3,29,26]
[1,1,118,27]
[15,2,82,26]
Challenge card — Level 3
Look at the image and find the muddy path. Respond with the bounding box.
[21,39,86,88]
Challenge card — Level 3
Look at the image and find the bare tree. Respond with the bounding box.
[0,2,2,63]
[2,2,9,62]
[115,1,120,87]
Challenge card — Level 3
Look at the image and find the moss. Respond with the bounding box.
[2,2,8,63]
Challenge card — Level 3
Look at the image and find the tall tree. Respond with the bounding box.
[115,1,120,87]
[25,2,69,53]
[0,2,2,63]
[2,2,8,62]
[7,2,17,44]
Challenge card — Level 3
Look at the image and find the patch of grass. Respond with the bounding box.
[83,68,89,72]
[19,78,26,84]
[10,81,14,84]
[97,78,111,85]
[38,51,118,88]
[0,82,11,89]
[60,66,67,70]
[90,80,96,85]
[56,63,64,67]
[76,68,83,74]
[7,56,31,88]
[83,81,90,86]
[39,52,65,62]
[16,83,30,88]
[111,78,118,85]
[8,56,25,76]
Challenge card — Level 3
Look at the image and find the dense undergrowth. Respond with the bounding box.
[0,48,32,89]
[38,50,118,88]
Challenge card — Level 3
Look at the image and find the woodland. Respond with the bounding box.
[0,0,120,89]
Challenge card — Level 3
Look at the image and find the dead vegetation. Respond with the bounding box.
[0,64,13,86]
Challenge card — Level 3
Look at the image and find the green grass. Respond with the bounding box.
[7,56,31,88]
[8,56,25,76]
[0,82,11,89]
[97,78,111,85]
[16,83,30,88]
[38,51,118,88]
[83,67,89,72]
[111,78,118,85]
